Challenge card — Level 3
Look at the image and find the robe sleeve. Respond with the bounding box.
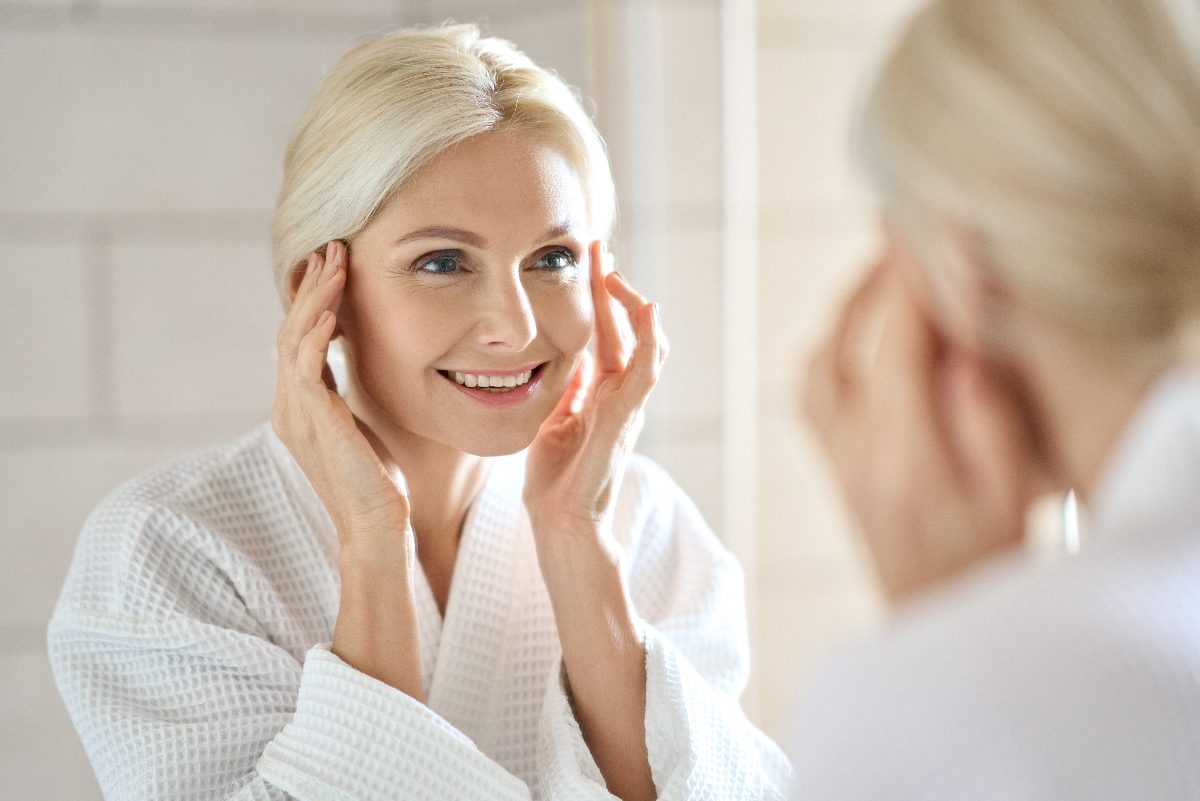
[48,499,532,801]
[534,457,794,799]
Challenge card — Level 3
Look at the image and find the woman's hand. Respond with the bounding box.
[522,240,665,801]
[523,240,668,554]
[804,256,1042,604]
[271,240,411,547]
[272,240,423,697]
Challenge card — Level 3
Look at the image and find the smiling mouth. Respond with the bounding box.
[437,365,545,393]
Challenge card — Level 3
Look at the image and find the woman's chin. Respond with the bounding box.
[460,432,537,458]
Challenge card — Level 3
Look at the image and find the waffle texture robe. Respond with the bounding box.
[787,369,1200,799]
[49,424,791,801]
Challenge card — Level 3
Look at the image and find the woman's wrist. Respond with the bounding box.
[333,531,423,698]
[533,524,643,651]
[337,518,414,565]
[533,519,624,587]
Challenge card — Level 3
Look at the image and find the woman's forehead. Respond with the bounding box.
[371,130,589,247]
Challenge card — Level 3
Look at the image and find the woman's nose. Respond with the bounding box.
[474,270,537,351]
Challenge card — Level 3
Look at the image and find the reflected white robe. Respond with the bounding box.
[787,370,1200,799]
[49,424,791,801]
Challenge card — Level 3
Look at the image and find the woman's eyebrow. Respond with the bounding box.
[392,222,583,249]
[543,222,582,241]
[393,226,487,248]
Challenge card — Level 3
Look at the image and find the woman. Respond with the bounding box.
[792,0,1200,797]
[48,26,789,801]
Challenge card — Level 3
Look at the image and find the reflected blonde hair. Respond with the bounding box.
[271,24,615,305]
[862,0,1200,348]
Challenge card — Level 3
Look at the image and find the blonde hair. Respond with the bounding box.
[271,24,616,305]
[861,0,1200,348]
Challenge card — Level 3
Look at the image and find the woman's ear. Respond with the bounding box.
[938,220,1018,356]
[886,216,1013,356]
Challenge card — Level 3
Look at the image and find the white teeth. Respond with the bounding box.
[449,369,535,389]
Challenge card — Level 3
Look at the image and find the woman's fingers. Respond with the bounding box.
[296,309,338,397]
[804,260,889,433]
[279,242,346,372]
[605,271,665,394]
[589,241,627,374]
[544,350,594,429]
[276,253,317,356]
[604,269,648,312]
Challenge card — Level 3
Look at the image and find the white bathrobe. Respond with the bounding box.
[49,424,791,801]
[787,370,1200,799]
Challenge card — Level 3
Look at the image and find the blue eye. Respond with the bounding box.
[538,249,577,272]
[418,253,461,274]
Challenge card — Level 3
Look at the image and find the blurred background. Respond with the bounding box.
[0,0,921,795]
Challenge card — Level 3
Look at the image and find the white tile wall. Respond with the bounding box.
[110,240,280,418]
[0,242,91,421]
[420,0,591,94]
[599,0,722,220]
[623,219,725,429]
[758,0,923,22]
[757,43,879,215]
[757,414,873,580]
[0,650,102,799]
[0,445,183,629]
[0,29,356,215]
[647,1,723,215]
[95,0,397,9]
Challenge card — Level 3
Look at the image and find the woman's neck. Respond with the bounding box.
[1014,321,1164,504]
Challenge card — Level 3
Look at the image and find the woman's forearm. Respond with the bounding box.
[332,536,424,701]
[538,531,656,801]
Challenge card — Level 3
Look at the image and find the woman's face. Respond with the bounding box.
[339,129,594,457]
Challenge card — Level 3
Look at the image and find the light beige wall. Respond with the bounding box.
[752,0,923,741]
[0,0,731,795]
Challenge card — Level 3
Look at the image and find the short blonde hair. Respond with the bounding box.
[271,24,616,304]
[862,0,1200,347]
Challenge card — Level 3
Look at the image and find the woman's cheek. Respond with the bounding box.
[556,278,594,354]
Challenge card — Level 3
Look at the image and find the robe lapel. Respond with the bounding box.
[425,454,529,749]
[412,564,443,700]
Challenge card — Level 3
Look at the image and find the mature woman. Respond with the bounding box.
[791,0,1200,797]
[49,26,789,801]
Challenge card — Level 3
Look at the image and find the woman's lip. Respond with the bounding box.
[440,366,544,408]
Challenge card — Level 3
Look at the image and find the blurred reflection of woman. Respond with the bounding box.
[791,0,1200,797]
[49,26,789,801]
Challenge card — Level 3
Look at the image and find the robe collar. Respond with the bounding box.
[1087,367,1200,548]
[262,425,541,743]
